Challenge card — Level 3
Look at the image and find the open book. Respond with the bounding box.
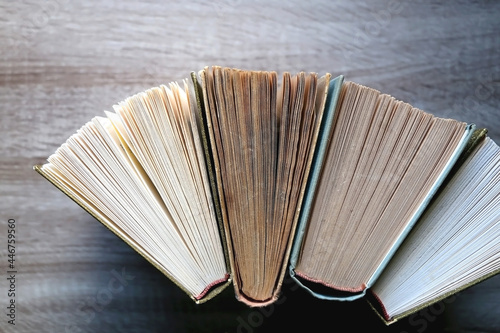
[368,133,500,324]
[34,77,231,303]
[34,66,499,315]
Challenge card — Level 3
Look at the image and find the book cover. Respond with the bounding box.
[288,74,344,296]
[189,71,232,279]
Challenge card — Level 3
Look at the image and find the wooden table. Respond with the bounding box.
[1,1,499,332]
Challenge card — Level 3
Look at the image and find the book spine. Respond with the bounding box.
[189,71,232,277]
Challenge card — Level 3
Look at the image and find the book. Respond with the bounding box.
[35,76,232,304]
[198,66,332,306]
[368,132,500,324]
[288,81,476,301]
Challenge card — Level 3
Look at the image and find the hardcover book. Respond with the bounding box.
[288,81,475,301]
[368,132,500,324]
[197,66,334,305]
[34,75,232,303]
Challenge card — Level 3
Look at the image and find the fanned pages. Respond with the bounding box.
[200,66,331,305]
[370,135,500,324]
[34,79,230,303]
[291,81,472,300]
[34,66,499,311]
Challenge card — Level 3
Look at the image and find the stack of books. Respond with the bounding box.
[34,66,500,324]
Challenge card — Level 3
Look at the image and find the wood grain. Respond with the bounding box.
[1,1,499,332]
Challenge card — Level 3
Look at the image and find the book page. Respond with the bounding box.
[202,66,330,304]
[41,80,228,300]
[372,137,500,320]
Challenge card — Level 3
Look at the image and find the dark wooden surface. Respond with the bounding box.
[1,1,499,332]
